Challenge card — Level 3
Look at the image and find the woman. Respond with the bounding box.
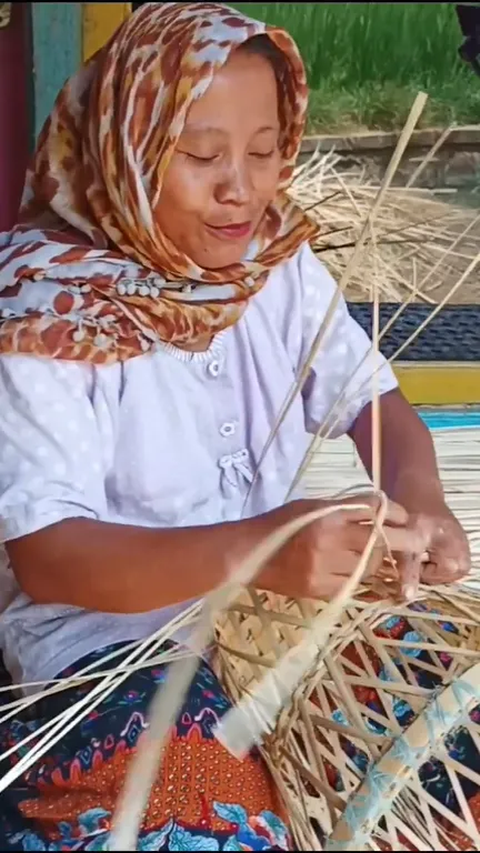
[0,3,470,850]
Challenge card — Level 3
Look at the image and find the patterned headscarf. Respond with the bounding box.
[0,2,318,363]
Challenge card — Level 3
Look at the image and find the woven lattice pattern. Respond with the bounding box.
[217,589,480,849]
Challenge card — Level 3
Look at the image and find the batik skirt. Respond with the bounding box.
[2,611,480,852]
[0,643,292,852]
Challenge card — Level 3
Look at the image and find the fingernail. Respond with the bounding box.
[403,584,416,601]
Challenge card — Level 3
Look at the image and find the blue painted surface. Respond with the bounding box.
[420,410,480,431]
[31,4,82,141]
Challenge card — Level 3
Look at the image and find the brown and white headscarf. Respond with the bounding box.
[0,2,318,364]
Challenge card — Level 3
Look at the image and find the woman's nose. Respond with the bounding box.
[215,162,252,206]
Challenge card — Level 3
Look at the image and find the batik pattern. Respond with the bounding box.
[0,643,291,851]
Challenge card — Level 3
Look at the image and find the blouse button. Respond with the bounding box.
[220,422,236,438]
[208,360,221,378]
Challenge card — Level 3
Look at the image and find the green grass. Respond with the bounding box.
[231,3,480,133]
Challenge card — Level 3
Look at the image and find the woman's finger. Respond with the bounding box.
[323,549,384,579]
[343,523,426,558]
[398,552,422,602]
[309,560,375,598]
[421,556,469,585]
[311,547,391,597]
[420,561,448,585]
[327,497,408,528]
[374,561,399,581]
[383,526,427,556]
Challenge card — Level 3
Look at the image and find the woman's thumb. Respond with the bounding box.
[400,553,422,602]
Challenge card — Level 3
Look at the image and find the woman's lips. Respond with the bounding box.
[205,221,252,240]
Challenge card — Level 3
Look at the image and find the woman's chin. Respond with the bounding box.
[193,243,251,271]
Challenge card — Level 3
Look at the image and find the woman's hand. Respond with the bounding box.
[398,503,471,601]
[256,494,427,601]
[350,392,471,600]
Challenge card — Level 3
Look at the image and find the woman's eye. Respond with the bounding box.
[186,153,219,164]
[251,151,275,160]
[180,150,275,163]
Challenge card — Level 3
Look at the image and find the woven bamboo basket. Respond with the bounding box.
[214,429,480,852]
[215,586,480,851]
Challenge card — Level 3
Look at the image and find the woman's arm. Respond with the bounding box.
[6,517,259,614]
[0,352,425,614]
[6,495,423,613]
[349,388,444,510]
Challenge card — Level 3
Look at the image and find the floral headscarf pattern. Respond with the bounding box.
[0,2,318,363]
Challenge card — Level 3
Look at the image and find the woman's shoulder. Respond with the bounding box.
[253,241,340,337]
[265,240,338,304]
[0,352,97,400]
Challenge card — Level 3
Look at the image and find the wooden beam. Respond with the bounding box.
[31,3,82,141]
[0,2,30,228]
[82,3,131,62]
[395,363,480,405]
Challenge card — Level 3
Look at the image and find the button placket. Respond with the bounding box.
[198,339,252,496]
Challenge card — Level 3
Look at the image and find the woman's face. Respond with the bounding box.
[156,48,282,270]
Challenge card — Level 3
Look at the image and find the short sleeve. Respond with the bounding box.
[298,244,398,438]
[0,355,107,542]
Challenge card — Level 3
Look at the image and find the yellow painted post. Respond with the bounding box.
[82,3,132,62]
[395,364,480,406]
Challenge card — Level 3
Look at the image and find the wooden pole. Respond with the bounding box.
[0,2,30,229]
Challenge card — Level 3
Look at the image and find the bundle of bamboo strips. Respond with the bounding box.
[289,150,480,305]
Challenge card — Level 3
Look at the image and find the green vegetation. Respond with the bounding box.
[232,3,480,133]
